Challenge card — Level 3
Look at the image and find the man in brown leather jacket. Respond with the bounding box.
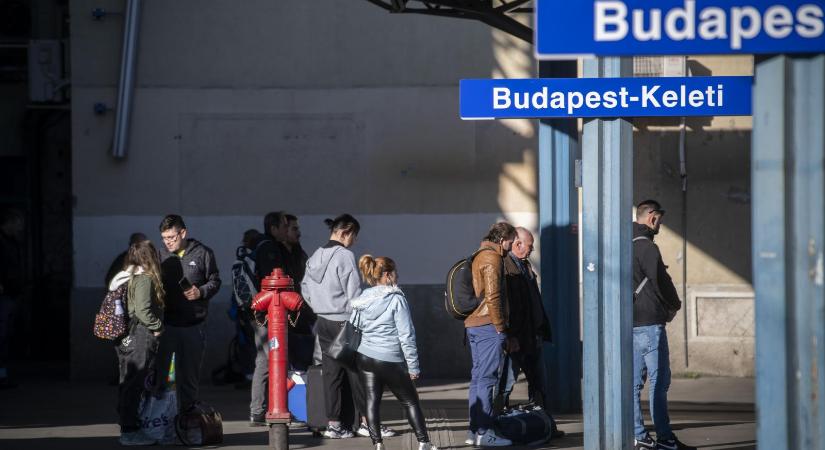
[464,222,518,447]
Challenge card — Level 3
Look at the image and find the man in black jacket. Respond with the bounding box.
[249,211,291,426]
[498,227,562,436]
[283,214,315,371]
[632,200,694,450]
[156,215,221,412]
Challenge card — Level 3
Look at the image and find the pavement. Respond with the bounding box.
[0,374,755,449]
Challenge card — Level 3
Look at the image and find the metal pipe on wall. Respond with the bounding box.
[679,115,688,368]
[112,0,142,159]
[678,57,689,369]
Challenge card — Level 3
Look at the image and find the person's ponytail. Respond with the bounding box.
[359,254,397,287]
[359,254,378,285]
[325,214,360,236]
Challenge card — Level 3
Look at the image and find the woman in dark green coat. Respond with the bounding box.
[110,239,165,446]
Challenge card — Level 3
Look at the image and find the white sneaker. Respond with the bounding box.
[465,431,477,445]
[419,442,439,450]
[475,429,512,447]
[357,423,398,438]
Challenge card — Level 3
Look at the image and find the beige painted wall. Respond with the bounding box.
[634,55,754,376]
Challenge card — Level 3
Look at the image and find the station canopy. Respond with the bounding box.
[365,0,534,43]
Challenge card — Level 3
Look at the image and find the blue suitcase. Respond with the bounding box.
[287,371,308,423]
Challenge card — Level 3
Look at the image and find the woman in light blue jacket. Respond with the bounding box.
[352,255,436,450]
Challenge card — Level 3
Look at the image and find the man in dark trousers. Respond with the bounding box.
[249,211,290,426]
[632,200,694,450]
[283,214,315,372]
[156,215,221,411]
[498,227,562,436]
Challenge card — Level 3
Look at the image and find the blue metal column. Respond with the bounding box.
[753,54,825,450]
[581,57,634,450]
[538,60,582,413]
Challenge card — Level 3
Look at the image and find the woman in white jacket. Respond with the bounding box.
[352,255,437,450]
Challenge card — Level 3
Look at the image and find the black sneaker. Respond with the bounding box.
[635,434,656,450]
[323,424,355,439]
[656,436,696,450]
[249,413,266,427]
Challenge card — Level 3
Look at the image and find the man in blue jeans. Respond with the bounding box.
[632,200,695,450]
[464,222,518,447]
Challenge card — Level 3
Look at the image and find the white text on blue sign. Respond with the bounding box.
[536,0,825,58]
[459,77,752,119]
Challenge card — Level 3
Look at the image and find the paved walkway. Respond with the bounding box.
[0,376,755,449]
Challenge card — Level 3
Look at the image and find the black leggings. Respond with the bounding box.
[356,353,429,444]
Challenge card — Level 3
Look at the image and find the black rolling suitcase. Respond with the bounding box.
[306,364,359,436]
[306,364,327,435]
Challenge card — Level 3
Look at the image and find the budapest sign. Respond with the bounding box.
[536,0,825,58]
[459,76,753,119]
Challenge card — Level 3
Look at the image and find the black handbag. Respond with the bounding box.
[326,311,362,368]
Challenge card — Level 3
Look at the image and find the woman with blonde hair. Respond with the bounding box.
[351,255,437,450]
[109,239,165,446]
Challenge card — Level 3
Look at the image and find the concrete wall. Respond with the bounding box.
[69,0,537,380]
[69,1,755,381]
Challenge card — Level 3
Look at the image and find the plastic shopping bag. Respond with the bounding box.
[139,389,178,444]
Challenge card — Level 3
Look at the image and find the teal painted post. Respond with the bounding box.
[538,60,582,413]
[581,57,634,450]
[753,54,825,450]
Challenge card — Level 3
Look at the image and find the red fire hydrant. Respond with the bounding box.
[251,268,304,448]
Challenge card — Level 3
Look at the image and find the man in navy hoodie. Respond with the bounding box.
[155,215,221,412]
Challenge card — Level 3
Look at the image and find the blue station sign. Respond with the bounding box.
[536,0,825,58]
[459,76,752,119]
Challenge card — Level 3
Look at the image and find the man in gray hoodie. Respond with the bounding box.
[301,215,364,439]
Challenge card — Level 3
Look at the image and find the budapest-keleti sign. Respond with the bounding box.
[536,0,825,58]
[459,76,752,119]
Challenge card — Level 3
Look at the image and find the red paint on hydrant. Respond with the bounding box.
[250,268,304,423]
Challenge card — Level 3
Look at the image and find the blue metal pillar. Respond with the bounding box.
[538,60,582,413]
[581,57,634,450]
[753,54,825,450]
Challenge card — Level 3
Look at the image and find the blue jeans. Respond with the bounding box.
[633,325,673,440]
[467,324,506,434]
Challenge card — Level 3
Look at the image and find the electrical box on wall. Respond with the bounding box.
[28,40,66,103]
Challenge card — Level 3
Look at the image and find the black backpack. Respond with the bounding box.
[444,248,495,320]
